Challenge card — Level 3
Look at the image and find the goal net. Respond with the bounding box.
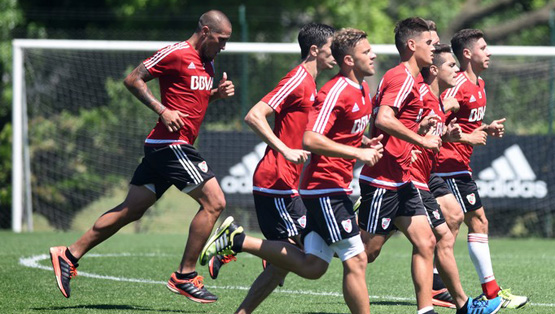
[10,40,555,237]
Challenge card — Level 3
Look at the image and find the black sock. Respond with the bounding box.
[456,298,469,314]
[175,271,197,280]
[232,232,246,253]
[65,248,79,265]
[433,272,446,290]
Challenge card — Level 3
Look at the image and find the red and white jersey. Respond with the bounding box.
[359,63,424,190]
[300,74,372,197]
[143,41,215,146]
[410,83,446,190]
[253,65,317,196]
[436,72,487,178]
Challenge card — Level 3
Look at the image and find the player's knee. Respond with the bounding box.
[299,257,328,279]
[204,195,226,215]
[416,232,436,255]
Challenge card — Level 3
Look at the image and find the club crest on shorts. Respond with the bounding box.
[341,219,352,233]
[297,215,306,229]
[198,161,208,173]
[433,210,440,220]
[381,218,391,230]
[466,193,476,205]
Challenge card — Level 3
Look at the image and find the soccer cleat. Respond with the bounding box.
[166,272,217,303]
[497,288,529,309]
[49,246,78,298]
[467,296,502,314]
[432,288,456,309]
[199,216,244,266]
[208,254,236,279]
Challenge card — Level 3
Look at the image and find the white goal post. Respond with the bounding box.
[11,39,555,232]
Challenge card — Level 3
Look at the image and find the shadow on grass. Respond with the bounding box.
[32,304,207,313]
[371,300,414,306]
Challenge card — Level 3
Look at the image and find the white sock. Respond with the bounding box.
[467,233,495,283]
[417,306,434,314]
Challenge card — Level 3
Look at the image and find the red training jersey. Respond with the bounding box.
[142,41,215,146]
[359,64,424,190]
[410,83,446,190]
[435,72,487,178]
[300,74,372,197]
[253,65,317,196]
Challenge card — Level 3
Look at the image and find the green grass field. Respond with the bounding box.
[3,228,555,314]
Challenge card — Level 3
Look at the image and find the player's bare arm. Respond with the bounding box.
[484,117,506,138]
[375,105,442,152]
[209,72,235,102]
[245,101,310,164]
[123,63,188,133]
[303,131,382,166]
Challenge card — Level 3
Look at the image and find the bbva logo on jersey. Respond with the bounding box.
[190,76,213,91]
[475,144,547,198]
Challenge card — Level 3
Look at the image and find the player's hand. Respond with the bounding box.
[443,97,460,113]
[418,115,439,135]
[421,133,442,153]
[357,147,382,167]
[444,118,462,141]
[487,118,506,138]
[283,148,311,164]
[160,109,189,132]
[365,134,384,152]
[411,149,422,163]
[217,72,235,99]
[465,125,487,145]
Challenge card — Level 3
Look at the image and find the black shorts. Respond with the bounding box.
[302,195,359,246]
[358,183,427,235]
[254,194,306,240]
[419,189,446,228]
[442,176,482,213]
[429,173,451,198]
[130,144,215,199]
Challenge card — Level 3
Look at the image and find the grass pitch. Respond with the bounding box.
[2,229,555,314]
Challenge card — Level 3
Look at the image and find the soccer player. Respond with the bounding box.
[199,28,383,314]
[413,43,502,314]
[49,10,234,303]
[433,29,529,309]
[356,17,440,314]
[214,23,335,314]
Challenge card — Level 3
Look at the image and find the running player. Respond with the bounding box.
[356,17,439,314]
[433,28,529,309]
[412,43,502,314]
[199,28,383,314]
[49,10,234,303]
[212,23,335,314]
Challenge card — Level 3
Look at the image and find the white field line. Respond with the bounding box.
[20,253,554,307]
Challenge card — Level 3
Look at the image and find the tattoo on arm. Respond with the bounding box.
[124,64,165,114]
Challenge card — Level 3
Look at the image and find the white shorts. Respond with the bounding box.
[303,231,364,263]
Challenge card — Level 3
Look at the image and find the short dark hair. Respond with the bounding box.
[426,19,437,32]
[394,17,430,53]
[451,29,484,62]
[331,28,367,66]
[196,10,231,33]
[421,44,453,79]
[298,23,336,59]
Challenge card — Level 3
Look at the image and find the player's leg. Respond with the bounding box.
[69,184,157,259]
[341,250,370,314]
[431,174,464,238]
[235,195,305,314]
[50,151,165,299]
[395,184,436,313]
[452,176,528,308]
